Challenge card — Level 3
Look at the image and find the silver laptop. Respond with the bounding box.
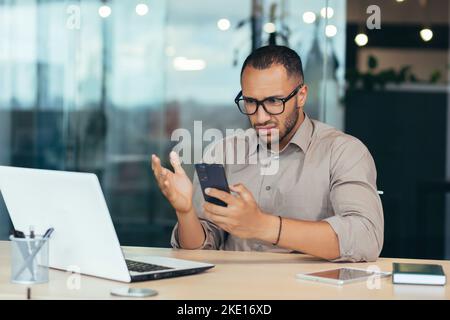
[0,166,214,282]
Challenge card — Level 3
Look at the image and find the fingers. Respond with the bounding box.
[151,154,170,190]
[158,170,170,193]
[161,178,175,201]
[204,209,229,231]
[203,202,228,217]
[229,183,253,202]
[169,151,185,175]
[205,188,235,205]
[151,154,163,177]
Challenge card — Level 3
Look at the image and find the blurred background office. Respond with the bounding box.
[0,0,449,260]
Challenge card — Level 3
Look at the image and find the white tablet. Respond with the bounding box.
[296,267,391,285]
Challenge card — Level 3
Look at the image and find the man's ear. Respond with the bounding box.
[296,85,308,108]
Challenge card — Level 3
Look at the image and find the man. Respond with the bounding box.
[151,45,383,262]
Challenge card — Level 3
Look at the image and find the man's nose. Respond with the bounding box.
[256,103,271,123]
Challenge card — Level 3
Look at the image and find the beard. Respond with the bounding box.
[253,105,300,150]
[281,106,299,142]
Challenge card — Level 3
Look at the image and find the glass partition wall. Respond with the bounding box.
[0,0,346,246]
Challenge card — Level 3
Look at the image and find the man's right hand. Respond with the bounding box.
[151,151,194,214]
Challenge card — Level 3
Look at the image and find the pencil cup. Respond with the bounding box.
[10,235,50,284]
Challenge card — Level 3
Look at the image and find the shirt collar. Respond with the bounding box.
[288,112,313,153]
[249,112,313,156]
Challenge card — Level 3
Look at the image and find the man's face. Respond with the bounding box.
[241,64,307,147]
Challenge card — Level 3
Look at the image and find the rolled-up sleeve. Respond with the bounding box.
[324,138,384,262]
[170,173,226,250]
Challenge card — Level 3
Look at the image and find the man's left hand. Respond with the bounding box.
[203,183,275,240]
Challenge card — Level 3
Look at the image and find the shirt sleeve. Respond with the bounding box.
[170,169,227,250]
[324,138,384,262]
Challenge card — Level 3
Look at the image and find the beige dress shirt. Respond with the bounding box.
[171,113,384,262]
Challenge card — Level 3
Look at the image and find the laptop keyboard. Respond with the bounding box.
[126,259,174,273]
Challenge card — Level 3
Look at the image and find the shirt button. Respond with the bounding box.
[265,186,271,191]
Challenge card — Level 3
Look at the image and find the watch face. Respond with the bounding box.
[110,287,158,298]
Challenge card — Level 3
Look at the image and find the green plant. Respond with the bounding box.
[346,55,443,90]
[344,55,443,104]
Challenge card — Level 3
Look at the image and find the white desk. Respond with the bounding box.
[0,241,449,299]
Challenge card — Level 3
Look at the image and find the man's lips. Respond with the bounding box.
[255,124,277,130]
[256,125,277,133]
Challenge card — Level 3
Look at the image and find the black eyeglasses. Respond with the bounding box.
[234,83,304,116]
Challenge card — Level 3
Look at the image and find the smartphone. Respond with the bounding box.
[195,163,230,207]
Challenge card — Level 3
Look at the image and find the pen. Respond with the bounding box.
[13,230,25,238]
[29,226,36,281]
[42,228,54,238]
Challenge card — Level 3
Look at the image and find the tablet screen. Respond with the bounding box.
[307,268,375,281]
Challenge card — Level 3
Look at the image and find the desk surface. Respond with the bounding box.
[0,241,449,300]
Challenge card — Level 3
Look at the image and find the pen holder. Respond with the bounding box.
[10,235,50,284]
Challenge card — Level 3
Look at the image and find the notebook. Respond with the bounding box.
[392,263,446,286]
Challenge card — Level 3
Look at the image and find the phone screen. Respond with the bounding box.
[195,163,230,207]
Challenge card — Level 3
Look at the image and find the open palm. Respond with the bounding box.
[152,152,193,214]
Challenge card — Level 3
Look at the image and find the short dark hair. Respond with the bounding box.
[240,45,304,82]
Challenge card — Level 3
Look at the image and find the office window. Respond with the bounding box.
[0,0,344,246]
